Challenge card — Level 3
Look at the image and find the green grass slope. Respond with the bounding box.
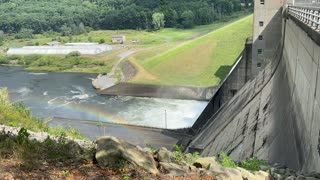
[131,15,253,87]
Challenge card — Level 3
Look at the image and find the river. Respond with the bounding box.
[0,66,207,129]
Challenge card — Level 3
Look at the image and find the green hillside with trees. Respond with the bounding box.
[0,0,253,38]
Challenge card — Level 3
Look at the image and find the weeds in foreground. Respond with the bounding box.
[218,152,237,168]
[0,128,89,170]
[218,151,270,171]
[62,170,70,177]
[239,156,270,171]
[173,145,201,165]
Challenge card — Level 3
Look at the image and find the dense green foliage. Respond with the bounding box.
[0,54,106,71]
[0,0,253,36]
[219,152,237,168]
[219,152,270,171]
[239,157,270,171]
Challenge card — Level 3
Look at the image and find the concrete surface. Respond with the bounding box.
[187,15,320,173]
[191,39,253,131]
[47,117,191,150]
[99,82,217,101]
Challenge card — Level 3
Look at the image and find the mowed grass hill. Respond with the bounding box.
[129,15,253,87]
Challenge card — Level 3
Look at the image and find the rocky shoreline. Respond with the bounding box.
[1,124,319,179]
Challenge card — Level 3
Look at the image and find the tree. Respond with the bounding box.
[78,22,86,34]
[180,10,195,29]
[15,28,34,39]
[60,24,72,36]
[152,12,165,30]
[0,31,4,46]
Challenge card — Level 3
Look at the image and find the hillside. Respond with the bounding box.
[0,0,250,36]
[129,15,253,86]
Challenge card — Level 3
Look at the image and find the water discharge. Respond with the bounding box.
[0,66,208,129]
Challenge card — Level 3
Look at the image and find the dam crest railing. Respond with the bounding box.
[288,5,320,31]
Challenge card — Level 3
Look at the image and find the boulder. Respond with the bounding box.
[160,162,189,176]
[193,157,219,169]
[95,136,159,174]
[236,167,270,180]
[208,163,242,180]
[156,147,171,163]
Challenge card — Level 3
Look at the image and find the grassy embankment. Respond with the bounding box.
[0,12,251,75]
[129,15,253,87]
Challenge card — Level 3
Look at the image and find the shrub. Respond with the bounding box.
[172,145,201,165]
[66,51,81,58]
[218,152,237,168]
[240,157,269,171]
[99,38,105,44]
[7,55,22,60]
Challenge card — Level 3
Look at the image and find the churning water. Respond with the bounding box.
[0,66,208,129]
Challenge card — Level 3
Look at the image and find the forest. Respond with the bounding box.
[0,0,253,37]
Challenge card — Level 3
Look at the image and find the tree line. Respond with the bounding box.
[0,0,253,37]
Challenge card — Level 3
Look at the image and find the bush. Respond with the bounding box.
[7,55,22,61]
[173,145,201,165]
[0,56,9,64]
[240,157,269,171]
[66,51,81,58]
[218,152,237,168]
[99,38,105,44]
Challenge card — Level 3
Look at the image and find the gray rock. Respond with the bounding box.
[236,167,270,180]
[306,178,319,180]
[285,176,297,180]
[160,162,189,176]
[95,136,159,174]
[189,165,197,172]
[193,157,218,169]
[208,163,242,180]
[157,147,171,163]
[0,125,94,153]
[305,172,320,178]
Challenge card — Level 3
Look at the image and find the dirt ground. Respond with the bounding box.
[0,159,216,180]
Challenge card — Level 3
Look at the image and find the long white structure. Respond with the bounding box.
[7,45,112,55]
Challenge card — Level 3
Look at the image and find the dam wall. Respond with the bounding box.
[187,12,320,173]
[191,39,253,132]
[98,82,217,101]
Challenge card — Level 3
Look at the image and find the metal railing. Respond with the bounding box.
[288,6,320,31]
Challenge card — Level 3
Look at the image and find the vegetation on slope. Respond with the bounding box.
[0,88,85,139]
[130,15,253,86]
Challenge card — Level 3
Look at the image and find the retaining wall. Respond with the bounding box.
[99,82,217,101]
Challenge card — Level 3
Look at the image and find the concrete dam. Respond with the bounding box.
[184,1,320,173]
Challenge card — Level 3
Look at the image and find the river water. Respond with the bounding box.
[0,66,207,129]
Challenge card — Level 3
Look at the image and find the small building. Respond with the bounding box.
[111,35,126,43]
[45,41,60,46]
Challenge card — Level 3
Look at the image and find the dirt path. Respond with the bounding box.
[92,50,137,90]
[108,50,136,77]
